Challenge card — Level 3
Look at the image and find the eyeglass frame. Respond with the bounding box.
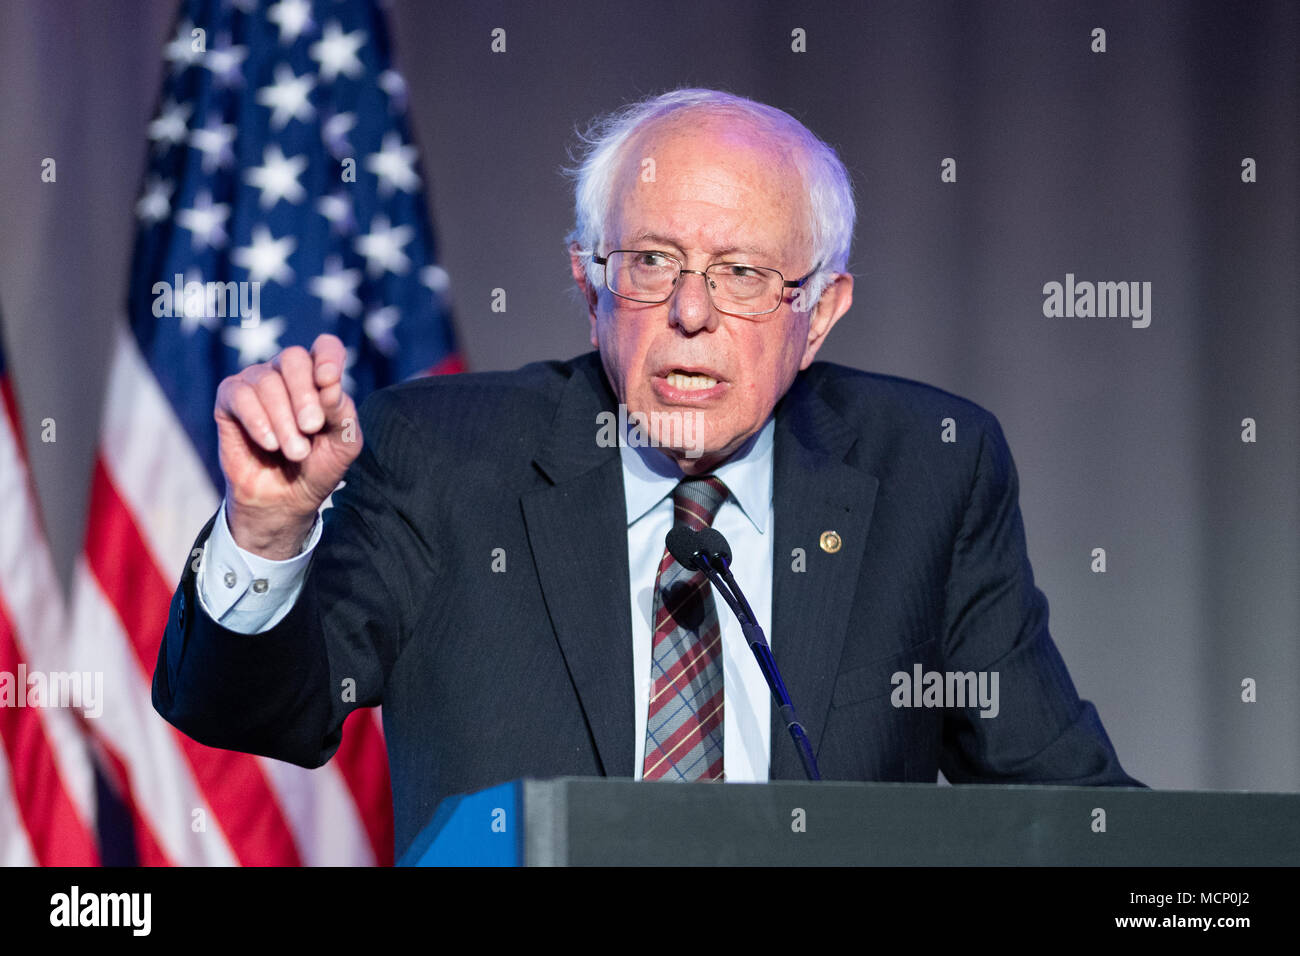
[590,249,822,317]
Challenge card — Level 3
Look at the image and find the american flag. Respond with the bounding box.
[68,0,461,865]
[0,314,100,865]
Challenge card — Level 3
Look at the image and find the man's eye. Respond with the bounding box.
[634,252,672,267]
[721,264,759,277]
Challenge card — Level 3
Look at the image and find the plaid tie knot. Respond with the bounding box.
[672,475,728,533]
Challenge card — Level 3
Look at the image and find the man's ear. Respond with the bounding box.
[568,241,599,324]
[799,272,853,369]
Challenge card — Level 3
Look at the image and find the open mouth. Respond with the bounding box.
[663,370,719,391]
[651,366,729,404]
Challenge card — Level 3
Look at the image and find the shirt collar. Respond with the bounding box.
[620,416,774,534]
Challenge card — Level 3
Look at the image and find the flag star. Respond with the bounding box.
[136,176,173,223]
[176,191,230,251]
[354,215,413,277]
[174,269,221,335]
[223,315,286,367]
[421,264,451,295]
[164,20,204,72]
[244,145,308,208]
[232,225,296,285]
[188,119,237,173]
[363,306,401,356]
[148,99,192,151]
[321,111,356,159]
[316,191,355,234]
[308,256,363,318]
[202,39,248,88]
[256,64,316,130]
[378,69,408,111]
[365,132,419,196]
[310,21,366,83]
[267,0,314,45]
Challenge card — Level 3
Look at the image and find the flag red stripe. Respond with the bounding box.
[334,710,393,865]
[0,603,100,865]
[84,456,303,866]
[0,379,25,462]
[91,734,173,866]
[424,354,465,376]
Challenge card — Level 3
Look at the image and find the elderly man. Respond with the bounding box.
[154,88,1140,859]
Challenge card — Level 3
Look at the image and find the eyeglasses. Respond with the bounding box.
[591,249,820,318]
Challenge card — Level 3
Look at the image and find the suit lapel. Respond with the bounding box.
[768,372,880,779]
[520,357,635,778]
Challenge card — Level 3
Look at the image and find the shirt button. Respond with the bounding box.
[251,578,269,594]
[223,571,238,588]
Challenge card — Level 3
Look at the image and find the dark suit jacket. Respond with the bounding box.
[153,352,1141,858]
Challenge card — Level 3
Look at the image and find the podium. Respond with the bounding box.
[396,777,1300,866]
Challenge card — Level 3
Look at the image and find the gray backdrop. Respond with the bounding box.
[0,0,1296,793]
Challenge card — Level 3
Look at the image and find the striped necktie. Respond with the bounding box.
[642,475,729,782]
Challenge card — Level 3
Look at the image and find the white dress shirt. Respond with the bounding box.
[196,417,777,782]
[621,419,774,782]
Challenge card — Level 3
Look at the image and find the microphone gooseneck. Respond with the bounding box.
[665,524,822,782]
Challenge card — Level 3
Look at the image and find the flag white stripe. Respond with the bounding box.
[100,325,220,574]
[0,748,38,866]
[70,560,238,866]
[258,756,375,866]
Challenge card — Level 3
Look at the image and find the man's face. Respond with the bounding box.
[573,115,851,473]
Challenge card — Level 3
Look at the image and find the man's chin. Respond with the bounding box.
[618,400,762,470]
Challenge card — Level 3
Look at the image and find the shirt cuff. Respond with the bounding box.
[195,500,323,634]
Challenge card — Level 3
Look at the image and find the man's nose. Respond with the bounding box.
[669,269,722,334]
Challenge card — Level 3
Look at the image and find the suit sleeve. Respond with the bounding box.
[938,416,1143,787]
[152,388,439,768]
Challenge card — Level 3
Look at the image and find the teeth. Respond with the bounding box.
[666,372,718,391]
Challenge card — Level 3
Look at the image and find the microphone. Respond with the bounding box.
[693,527,731,566]
[665,523,706,571]
[665,525,822,782]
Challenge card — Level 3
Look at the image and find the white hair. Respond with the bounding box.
[563,88,855,308]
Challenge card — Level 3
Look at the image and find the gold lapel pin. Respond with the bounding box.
[819,530,842,554]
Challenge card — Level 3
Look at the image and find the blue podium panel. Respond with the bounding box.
[397,781,522,866]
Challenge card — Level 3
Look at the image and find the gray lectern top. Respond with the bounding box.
[397,777,1300,867]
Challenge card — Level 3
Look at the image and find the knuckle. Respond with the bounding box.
[222,381,255,414]
[227,381,253,405]
[251,367,285,395]
[242,363,270,385]
[279,345,310,368]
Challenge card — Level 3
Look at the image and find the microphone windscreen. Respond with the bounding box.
[665,524,701,569]
[695,527,732,568]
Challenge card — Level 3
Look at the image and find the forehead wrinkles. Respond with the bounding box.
[611,118,809,256]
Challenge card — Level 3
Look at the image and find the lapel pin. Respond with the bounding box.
[819,530,842,554]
